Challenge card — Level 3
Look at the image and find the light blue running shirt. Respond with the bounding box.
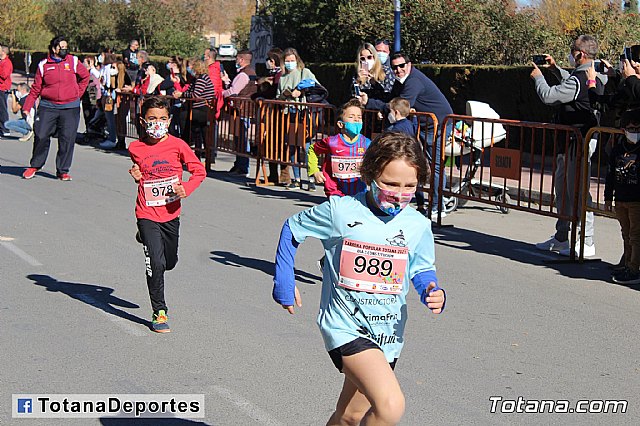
[286,192,437,362]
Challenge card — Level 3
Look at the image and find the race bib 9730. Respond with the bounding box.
[331,156,363,179]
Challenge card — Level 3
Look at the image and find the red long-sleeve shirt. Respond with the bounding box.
[129,134,206,222]
[23,55,90,112]
[0,57,13,91]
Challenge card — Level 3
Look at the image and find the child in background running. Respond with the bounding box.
[307,99,371,198]
[606,108,640,285]
[273,132,446,425]
[129,96,206,333]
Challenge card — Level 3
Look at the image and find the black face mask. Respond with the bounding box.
[58,49,68,59]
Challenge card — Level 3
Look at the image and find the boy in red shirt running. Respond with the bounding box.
[128,96,206,333]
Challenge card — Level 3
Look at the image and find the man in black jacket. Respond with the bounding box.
[360,52,453,217]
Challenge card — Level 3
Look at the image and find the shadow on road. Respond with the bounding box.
[0,165,58,179]
[209,250,320,285]
[27,274,152,328]
[100,418,210,425]
[432,225,639,290]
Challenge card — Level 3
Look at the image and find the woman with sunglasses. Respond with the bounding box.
[354,42,394,102]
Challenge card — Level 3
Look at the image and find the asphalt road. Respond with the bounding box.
[1,131,639,425]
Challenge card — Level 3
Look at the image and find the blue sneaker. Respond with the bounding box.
[152,310,171,333]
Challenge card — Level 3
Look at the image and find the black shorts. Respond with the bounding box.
[328,337,398,373]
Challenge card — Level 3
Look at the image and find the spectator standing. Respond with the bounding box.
[174,58,215,153]
[374,39,395,94]
[361,52,453,218]
[531,35,605,257]
[605,108,640,285]
[223,50,257,176]
[122,39,140,85]
[98,53,119,149]
[22,35,90,181]
[0,45,14,137]
[5,83,32,141]
[355,42,392,101]
[204,47,224,118]
[277,48,320,190]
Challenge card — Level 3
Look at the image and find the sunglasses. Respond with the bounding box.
[359,55,374,61]
[391,62,407,70]
[375,39,390,46]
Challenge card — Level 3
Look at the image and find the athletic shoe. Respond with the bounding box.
[22,167,38,179]
[308,181,317,192]
[559,242,596,257]
[2,132,11,137]
[152,310,171,333]
[286,180,300,190]
[535,236,570,253]
[612,268,640,285]
[57,173,72,181]
[99,140,117,149]
[430,209,447,220]
[18,131,33,142]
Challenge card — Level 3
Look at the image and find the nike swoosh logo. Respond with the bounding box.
[347,221,362,228]
[336,149,345,153]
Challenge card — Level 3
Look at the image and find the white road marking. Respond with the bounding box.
[208,384,284,426]
[0,241,43,266]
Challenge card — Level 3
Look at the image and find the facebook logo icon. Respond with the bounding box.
[17,398,32,413]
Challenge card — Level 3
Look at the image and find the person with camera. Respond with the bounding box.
[530,35,605,257]
[21,35,90,181]
[122,39,140,86]
[0,45,13,137]
[5,83,32,141]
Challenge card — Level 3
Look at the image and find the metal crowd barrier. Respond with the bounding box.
[436,114,585,260]
[254,99,337,185]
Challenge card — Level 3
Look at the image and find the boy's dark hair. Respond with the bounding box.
[389,97,410,117]
[338,98,364,121]
[141,96,170,118]
[620,108,640,128]
[360,132,430,186]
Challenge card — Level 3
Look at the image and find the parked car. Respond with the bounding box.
[218,44,237,57]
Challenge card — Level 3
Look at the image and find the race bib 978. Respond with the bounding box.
[143,175,180,207]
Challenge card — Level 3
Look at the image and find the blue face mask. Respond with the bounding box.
[342,121,363,137]
[187,66,196,76]
[166,63,171,71]
[235,63,242,70]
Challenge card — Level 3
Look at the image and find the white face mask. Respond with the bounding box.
[387,111,398,124]
[377,51,389,64]
[366,59,376,70]
[625,130,640,144]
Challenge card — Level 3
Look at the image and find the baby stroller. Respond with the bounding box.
[442,101,510,214]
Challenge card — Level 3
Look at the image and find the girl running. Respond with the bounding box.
[273,132,445,425]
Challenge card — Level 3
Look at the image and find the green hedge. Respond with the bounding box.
[10,49,617,128]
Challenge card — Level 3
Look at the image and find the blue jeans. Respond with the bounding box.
[420,121,453,211]
[105,109,116,142]
[4,119,31,135]
[290,141,310,181]
[233,117,251,173]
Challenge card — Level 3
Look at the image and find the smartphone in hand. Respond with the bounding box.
[532,55,547,66]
